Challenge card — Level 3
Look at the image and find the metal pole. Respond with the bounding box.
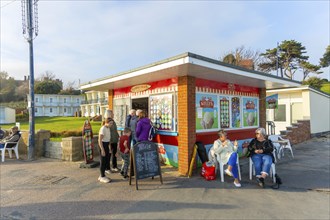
[27,0,35,160]
[276,42,279,77]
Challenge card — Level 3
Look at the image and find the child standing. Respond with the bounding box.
[118,127,132,180]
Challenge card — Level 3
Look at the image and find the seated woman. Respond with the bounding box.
[247,127,275,188]
[0,126,21,148]
[209,129,241,188]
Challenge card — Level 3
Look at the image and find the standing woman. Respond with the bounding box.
[107,110,120,172]
[212,129,241,187]
[247,127,275,188]
[98,118,112,183]
[135,110,151,142]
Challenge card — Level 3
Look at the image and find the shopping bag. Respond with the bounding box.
[201,161,216,181]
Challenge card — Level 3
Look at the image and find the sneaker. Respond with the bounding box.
[257,177,265,188]
[99,176,111,183]
[225,169,233,177]
[105,170,112,174]
[233,181,241,188]
[122,175,129,180]
[112,168,120,172]
[120,171,124,176]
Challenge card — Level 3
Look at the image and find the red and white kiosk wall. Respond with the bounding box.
[80,52,301,176]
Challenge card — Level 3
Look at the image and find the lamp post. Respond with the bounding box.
[22,0,38,160]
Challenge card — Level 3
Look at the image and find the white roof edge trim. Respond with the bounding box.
[189,57,300,86]
[80,57,190,90]
[267,86,330,98]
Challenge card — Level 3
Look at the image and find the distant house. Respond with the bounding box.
[266,85,330,136]
[0,106,16,124]
[27,94,85,117]
[80,90,109,117]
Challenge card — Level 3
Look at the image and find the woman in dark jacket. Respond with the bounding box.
[0,126,20,148]
[248,127,274,187]
[135,110,151,142]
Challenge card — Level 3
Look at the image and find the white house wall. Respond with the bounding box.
[32,94,84,117]
[309,90,330,134]
[80,91,108,117]
[267,87,330,135]
[267,91,303,134]
[0,107,15,124]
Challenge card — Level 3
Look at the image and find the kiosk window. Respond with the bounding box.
[274,104,286,121]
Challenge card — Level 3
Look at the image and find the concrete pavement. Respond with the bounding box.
[1,134,329,220]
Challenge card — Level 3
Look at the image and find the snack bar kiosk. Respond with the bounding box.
[80,52,301,175]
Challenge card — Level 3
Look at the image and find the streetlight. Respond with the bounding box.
[21,0,39,160]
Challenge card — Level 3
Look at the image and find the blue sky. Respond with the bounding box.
[1,0,329,88]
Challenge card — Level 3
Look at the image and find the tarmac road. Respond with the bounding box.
[0,135,329,220]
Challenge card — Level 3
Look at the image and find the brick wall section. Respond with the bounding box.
[178,76,196,176]
[62,137,84,161]
[44,141,62,159]
[108,89,114,110]
[281,120,311,145]
[17,130,100,161]
[259,88,266,129]
[18,130,50,159]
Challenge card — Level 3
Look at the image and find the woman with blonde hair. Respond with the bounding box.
[210,129,241,187]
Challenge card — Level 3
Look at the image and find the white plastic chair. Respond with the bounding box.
[215,153,241,182]
[269,135,294,159]
[249,151,277,183]
[1,141,20,162]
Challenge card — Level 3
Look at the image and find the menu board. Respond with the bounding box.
[231,97,241,128]
[219,96,230,128]
[129,141,163,190]
[149,94,173,130]
[113,98,130,128]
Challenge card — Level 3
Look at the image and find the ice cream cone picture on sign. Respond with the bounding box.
[196,93,219,130]
[242,97,258,127]
[82,119,94,164]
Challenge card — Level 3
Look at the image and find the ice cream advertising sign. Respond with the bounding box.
[196,93,219,131]
[242,97,259,127]
[266,94,278,109]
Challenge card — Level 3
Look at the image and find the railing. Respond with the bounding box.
[80,98,108,105]
[266,121,276,135]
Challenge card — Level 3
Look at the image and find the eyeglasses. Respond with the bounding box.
[255,133,261,135]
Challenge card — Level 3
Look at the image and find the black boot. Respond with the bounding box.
[257,177,265,188]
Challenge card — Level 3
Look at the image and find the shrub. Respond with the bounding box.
[16,112,29,121]
[50,130,83,139]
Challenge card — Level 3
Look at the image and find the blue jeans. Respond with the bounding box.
[251,154,273,176]
[227,152,239,179]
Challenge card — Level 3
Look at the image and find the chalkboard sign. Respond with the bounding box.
[129,141,163,190]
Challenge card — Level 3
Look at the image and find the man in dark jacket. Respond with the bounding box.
[125,109,138,147]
